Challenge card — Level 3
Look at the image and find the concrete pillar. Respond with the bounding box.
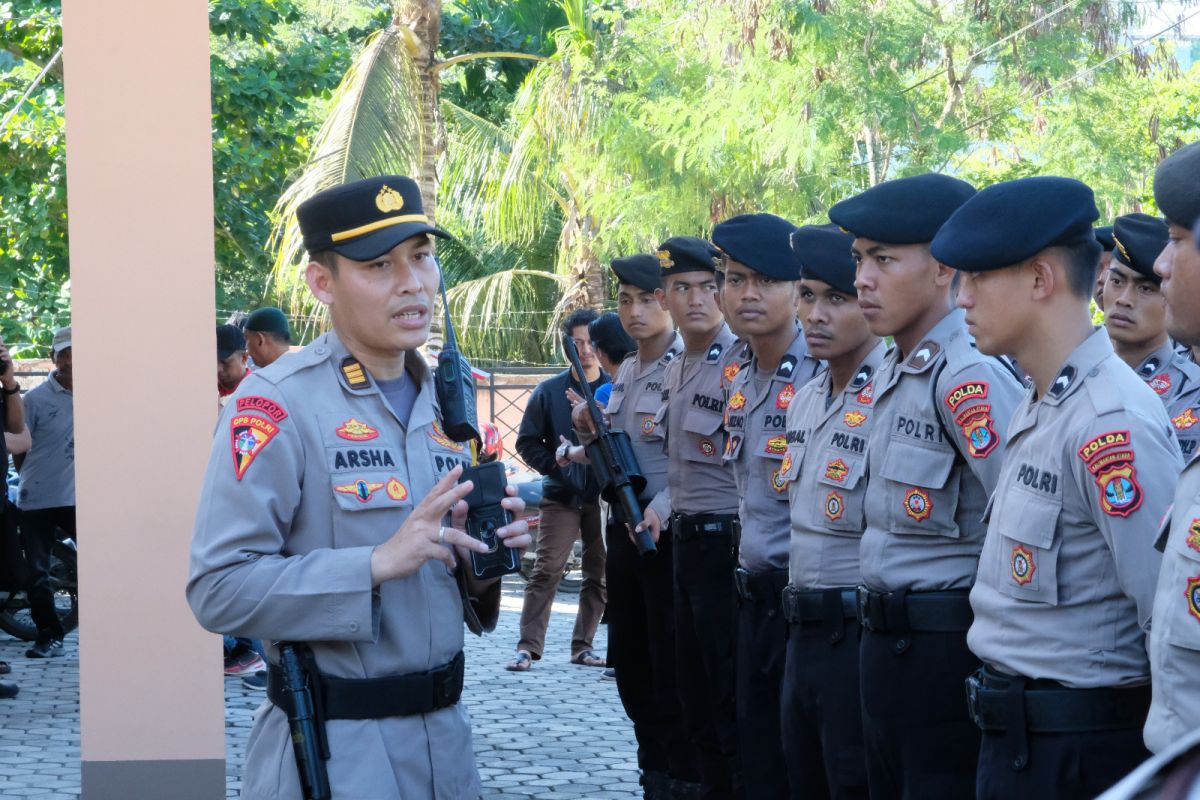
[60,0,227,796]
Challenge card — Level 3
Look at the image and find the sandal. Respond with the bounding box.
[570,650,606,668]
[504,650,533,672]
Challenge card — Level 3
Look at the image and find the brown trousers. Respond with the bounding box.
[517,499,607,659]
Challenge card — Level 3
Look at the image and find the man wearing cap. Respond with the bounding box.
[1145,141,1200,758]
[828,174,1024,798]
[933,176,1180,797]
[568,253,695,798]
[778,224,880,800]
[647,236,744,798]
[188,175,530,799]
[16,326,75,659]
[1095,225,1116,304]
[216,323,250,408]
[1102,213,1200,460]
[244,307,292,369]
[712,212,819,799]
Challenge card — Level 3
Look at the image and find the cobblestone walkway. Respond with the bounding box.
[0,576,641,798]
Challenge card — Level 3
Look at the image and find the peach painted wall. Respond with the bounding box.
[61,0,226,763]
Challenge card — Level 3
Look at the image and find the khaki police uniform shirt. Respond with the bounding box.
[1133,340,1200,462]
[188,332,488,800]
[782,342,887,590]
[656,324,740,516]
[723,326,821,573]
[859,308,1024,592]
[968,329,1180,688]
[1146,450,1200,752]
[604,333,681,525]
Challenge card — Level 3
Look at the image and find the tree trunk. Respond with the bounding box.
[394,0,444,222]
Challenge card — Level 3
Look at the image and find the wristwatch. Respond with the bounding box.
[2,384,19,396]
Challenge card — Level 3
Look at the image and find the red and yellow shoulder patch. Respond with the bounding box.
[231,414,279,480]
[945,381,988,413]
[955,404,998,459]
[1079,431,1141,518]
[236,395,288,422]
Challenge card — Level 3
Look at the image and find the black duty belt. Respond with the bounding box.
[267,651,464,720]
[734,567,789,605]
[671,512,738,542]
[855,586,973,633]
[966,667,1151,734]
[782,586,858,624]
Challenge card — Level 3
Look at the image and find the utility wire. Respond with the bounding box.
[0,47,63,134]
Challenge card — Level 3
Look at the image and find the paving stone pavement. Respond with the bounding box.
[0,576,642,799]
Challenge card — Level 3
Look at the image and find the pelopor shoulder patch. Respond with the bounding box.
[231,413,279,480]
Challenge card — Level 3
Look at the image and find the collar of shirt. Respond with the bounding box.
[1137,340,1182,382]
[1038,326,1114,408]
[323,331,437,430]
[898,307,964,375]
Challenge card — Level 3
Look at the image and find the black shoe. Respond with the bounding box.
[641,771,672,800]
[600,666,617,681]
[241,670,267,691]
[0,680,18,699]
[26,639,64,659]
[669,779,702,800]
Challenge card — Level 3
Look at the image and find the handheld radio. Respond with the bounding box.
[434,263,480,443]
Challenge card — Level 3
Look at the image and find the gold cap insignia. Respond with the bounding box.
[375,185,405,214]
[1113,233,1132,265]
[656,250,674,269]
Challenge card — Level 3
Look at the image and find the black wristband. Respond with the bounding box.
[2,384,19,396]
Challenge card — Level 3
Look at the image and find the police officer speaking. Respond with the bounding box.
[188,175,530,800]
[934,176,1181,798]
[829,174,1024,798]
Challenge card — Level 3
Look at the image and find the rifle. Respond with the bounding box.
[277,643,331,800]
[563,335,656,556]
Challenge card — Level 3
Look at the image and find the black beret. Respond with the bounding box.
[828,174,976,244]
[930,176,1099,272]
[1095,226,1115,251]
[610,254,663,292]
[1154,141,1200,229]
[244,307,291,338]
[1111,213,1169,281]
[710,213,801,280]
[217,324,246,360]
[297,175,449,261]
[656,236,721,277]
[791,224,857,295]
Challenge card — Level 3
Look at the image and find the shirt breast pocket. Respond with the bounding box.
[1164,521,1200,652]
[879,440,960,536]
[635,392,665,443]
[815,450,867,534]
[993,489,1062,605]
[757,432,790,500]
[682,408,724,464]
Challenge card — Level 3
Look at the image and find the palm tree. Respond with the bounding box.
[268,0,605,365]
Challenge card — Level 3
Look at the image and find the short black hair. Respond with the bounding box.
[310,250,339,272]
[256,330,291,345]
[562,307,600,340]
[588,312,636,365]
[1053,238,1103,299]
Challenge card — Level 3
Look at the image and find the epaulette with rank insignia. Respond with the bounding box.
[341,357,370,388]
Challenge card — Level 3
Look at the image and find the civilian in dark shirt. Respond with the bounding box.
[506,309,609,671]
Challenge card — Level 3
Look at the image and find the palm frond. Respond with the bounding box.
[266,24,425,335]
[445,268,577,365]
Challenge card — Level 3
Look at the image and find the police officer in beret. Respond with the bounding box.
[778,224,880,800]
[1095,225,1116,304]
[188,175,530,799]
[570,254,697,798]
[244,307,293,369]
[828,173,1024,798]
[932,176,1181,798]
[645,236,744,798]
[1102,213,1200,460]
[713,212,820,799]
[1145,141,1200,758]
